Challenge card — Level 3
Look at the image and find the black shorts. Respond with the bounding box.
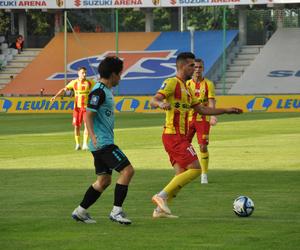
[91,144,131,175]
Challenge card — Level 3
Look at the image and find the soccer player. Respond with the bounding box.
[186,59,217,184]
[150,52,242,218]
[50,67,95,150]
[71,57,134,225]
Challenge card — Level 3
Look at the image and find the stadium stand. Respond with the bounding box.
[0,30,266,96]
[117,30,239,95]
[0,35,22,90]
[229,28,300,94]
[213,45,263,94]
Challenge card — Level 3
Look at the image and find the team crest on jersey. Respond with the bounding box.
[90,95,99,105]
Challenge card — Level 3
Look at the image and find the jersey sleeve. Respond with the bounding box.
[65,80,75,90]
[157,78,175,98]
[87,87,106,112]
[207,79,216,99]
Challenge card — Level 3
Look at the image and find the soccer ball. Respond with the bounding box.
[233,196,254,217]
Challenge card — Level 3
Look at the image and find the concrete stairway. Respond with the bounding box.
[0,48,41,90]
[214,45,263,95]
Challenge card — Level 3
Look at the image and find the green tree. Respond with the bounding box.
[0,11,10,35]
[27,11,53,35]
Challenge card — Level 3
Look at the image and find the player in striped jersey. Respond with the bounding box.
[150,52,242,218]
[186,59,217,184]
[51,67,95,150]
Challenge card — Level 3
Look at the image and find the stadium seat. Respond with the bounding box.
[5,54,13,61]
[10,48,18,56]
[0,43,8,50]
[0,36,5,43]
[1,48,9,55]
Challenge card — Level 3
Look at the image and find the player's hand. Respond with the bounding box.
[91,135,98,149]
[226,108,243,114]
[50,97,56,102]
[159,102,171,110]
[210,116,217,126]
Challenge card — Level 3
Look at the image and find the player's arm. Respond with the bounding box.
[193,104,242,115]
[86,87,106,149]
[86,110,97,148]
[150,93,171,110]
[50,87,68,102]
[209,98,218,126]
[150,79,174,110]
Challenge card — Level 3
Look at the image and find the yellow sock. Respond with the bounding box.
[163,169,201,202]
[83,133,88,146]
[75,136,80,145]
[200,152,209,174]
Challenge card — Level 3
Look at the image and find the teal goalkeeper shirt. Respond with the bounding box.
[86,82,115,151]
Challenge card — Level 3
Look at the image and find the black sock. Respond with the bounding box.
[80,185,101,209]
[114,183,128,207]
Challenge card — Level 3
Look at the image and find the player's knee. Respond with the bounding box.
[122,165,135,179]
[200,144,208,152]
[94,177,111,191]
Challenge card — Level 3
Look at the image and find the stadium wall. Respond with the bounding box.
[0,31,238,96]
[1,95,299,113]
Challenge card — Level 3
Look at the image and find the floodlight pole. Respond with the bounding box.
[188,26,195,54]
[115,9,119,95]
[180,7,184,32]
[222,7,227,95]
[64,10,67,86]
[115,9,119,57]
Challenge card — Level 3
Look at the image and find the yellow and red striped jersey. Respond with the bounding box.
[158,76,199,135]
[66,79,95,108]
[187,78,216,122]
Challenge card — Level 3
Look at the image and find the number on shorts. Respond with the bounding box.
[187,145,197,156]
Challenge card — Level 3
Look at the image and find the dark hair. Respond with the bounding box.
[195,58,204,64]
[176,52,195,65]
[98,56,124,79]
[78,66,87,71]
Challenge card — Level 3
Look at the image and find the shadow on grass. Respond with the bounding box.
[0,168,299,250]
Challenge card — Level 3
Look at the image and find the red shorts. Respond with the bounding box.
[162,133,198,169]
[72,107,86,127]
[186,120,210,145]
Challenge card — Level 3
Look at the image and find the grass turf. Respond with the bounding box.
[0,112,300,249]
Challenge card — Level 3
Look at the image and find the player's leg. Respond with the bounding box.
[101,145,134,225]
[186,120,196,143]
[152,135,201,216]
[74,126,81,150]
[72,108,81,150]
[72,150,112,223]
[200,144,209,184]
[196,121,210,184]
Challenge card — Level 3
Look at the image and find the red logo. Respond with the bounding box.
[74,0,81,7]
[170,0,176,5]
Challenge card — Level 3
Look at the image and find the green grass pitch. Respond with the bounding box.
[0,112,300,250]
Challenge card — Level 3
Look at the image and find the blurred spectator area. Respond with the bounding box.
[0,35,18,70]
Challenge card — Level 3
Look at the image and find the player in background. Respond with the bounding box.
[186,59,217,184]
[50,67,95,150]
[150,52,242,218]
[71,57,134,225]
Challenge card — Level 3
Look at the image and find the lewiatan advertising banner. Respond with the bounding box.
[1,95,299,113]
